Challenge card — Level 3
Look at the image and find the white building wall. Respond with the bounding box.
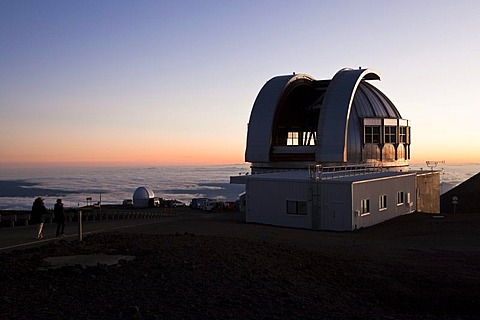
[351,174,416,229]
[241,172,417,231]
[317,182,352,231]
[246,179,311,229]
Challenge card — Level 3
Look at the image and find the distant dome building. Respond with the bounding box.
[133,186,155,208]
[245,68,411,172]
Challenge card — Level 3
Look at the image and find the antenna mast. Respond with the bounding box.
[426,160,445,171]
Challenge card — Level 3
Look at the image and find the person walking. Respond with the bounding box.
[32,197,48,239]
[54,198,66,237]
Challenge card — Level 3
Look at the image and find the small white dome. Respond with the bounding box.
[133,186,155,208]
[133,187,154,200]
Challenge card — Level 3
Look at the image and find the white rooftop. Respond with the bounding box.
[231,169,416,185]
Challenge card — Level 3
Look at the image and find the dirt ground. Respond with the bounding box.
[1,209,479,319]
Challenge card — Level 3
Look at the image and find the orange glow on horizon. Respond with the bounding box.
[0,127,248,167]
[2,134,478,168]
[1,144,246,168]
[411,145,480,165]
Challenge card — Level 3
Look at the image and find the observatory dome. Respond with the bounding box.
[245,68,411,172]
[133,186,155,208]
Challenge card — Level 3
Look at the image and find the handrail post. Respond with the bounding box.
[78,210,83,242]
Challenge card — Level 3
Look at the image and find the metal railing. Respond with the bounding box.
[308,164,385,180]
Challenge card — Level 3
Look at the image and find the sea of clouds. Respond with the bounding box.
[1,163,478,211]
[0,165,249,210]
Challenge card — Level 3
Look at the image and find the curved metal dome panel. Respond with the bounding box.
[346,81,403,163]
[353,82,401,119]
[346,105,363,162]
[316,68,381,162]
[245,74,295,162]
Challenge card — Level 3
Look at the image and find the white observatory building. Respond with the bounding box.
[232,68,439,231]
[133,186,155,208]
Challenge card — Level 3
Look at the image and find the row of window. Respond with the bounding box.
[286,192,409,217]
[364,126,410,144]
[286,131,317,146]
[360,192,406,216]
[281,126,409,146]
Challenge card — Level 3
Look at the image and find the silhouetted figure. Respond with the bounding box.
[32,197,48,239]
[54,198,66,237]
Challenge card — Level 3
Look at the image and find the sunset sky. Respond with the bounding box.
[1,0,479,167]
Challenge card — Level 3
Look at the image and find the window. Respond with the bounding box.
[384,126,397,143]
[365,126,381,143]
[287,132,299,145]
[302,131,317,146]
[360,199,370,216]
[397,191,404,205]
[379,195,387,210]
[286,200,307,215]
[286,131,316,146]
[399,126,407,143]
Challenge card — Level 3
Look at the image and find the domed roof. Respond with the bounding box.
[133,186,154,200]
[245,68,410,172]
[352,81,401,118]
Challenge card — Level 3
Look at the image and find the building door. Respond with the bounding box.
[324,201,344,230]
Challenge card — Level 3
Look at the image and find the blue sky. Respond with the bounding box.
[1,0,479,166]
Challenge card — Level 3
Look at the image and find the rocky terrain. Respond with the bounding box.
[1,212,480,319]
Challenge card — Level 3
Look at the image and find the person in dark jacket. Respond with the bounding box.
[54,198,66,237]
[32,197,48,239]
